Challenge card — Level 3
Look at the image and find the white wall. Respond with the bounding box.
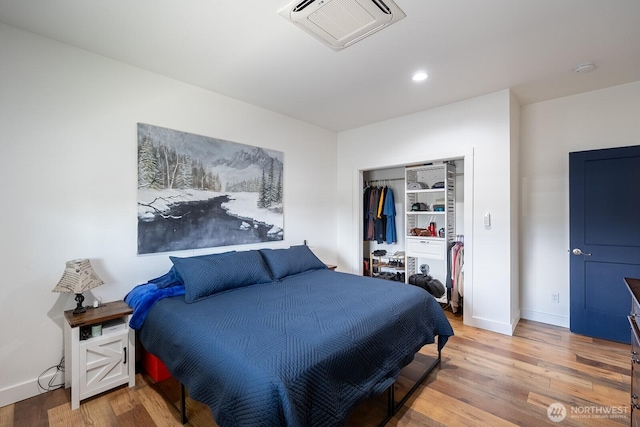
[0,24,337,406]
[337,90,520,335]
[520,81,640,326]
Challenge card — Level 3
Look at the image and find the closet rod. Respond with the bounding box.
[365,177,404,183]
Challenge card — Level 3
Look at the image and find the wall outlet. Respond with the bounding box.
[551,293,560,303]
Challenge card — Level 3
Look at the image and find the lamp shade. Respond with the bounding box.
[52,259,104,294]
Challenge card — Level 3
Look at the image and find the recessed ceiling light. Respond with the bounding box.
[574,62,596,74]
[412,71,428,82]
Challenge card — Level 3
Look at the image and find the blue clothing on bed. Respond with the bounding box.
[125,282,185,329]
[148,266,183,288]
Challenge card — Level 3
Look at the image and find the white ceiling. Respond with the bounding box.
[1,0,639,132]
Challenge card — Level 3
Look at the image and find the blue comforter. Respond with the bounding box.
[137,269,453,427]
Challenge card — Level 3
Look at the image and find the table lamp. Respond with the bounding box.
[52,259,104,314]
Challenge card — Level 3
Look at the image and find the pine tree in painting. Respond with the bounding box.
[138,134,160,189]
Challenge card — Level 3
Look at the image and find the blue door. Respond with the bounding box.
[569,145,640,343]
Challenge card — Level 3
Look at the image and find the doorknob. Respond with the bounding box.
[572,248,592,256]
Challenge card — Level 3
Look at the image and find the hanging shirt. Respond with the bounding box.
[365,186,379,241]
[363,186,372,240]
[372,186,387,243]
[382,187,397,243]
[377,186,386,219]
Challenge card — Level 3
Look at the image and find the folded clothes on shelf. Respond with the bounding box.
[407,181,428,190]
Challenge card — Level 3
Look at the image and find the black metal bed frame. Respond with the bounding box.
[378,343,442,426]
[178,337,442,426]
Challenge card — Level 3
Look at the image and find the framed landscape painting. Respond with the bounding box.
[137,123,284,254]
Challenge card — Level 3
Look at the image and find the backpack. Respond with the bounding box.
[408,274,445,298]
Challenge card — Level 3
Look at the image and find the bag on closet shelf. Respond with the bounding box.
[410,227,431,237]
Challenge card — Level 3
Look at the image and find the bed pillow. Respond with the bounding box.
[170,250,273,303]
[259,245,327,280]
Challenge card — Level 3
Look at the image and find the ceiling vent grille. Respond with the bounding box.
[279,0,406,51]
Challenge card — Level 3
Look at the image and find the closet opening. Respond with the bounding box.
[362,158,465,317]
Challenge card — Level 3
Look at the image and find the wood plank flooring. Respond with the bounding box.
[1,312,631,426]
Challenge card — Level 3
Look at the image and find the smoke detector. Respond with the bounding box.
[278,0,406,51]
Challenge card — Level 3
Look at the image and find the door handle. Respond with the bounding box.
[572,248,592,256]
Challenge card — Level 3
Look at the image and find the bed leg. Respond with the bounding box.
[181,383,188,424]
[387,384,395,418]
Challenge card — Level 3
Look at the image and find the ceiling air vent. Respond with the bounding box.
[278,0,406,51]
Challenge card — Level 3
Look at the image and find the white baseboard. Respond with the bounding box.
[521,309,569,328]
[0,371,64,408]
[511,308,522,335]
[465,315,518,336]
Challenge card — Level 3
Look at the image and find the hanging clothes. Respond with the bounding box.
[382,187,397,243]
[363,185,379,241]
[377,186,386,219]
[447,238,464,314]
[374,186,386,243]
[363,184,397,244]
[374,212,385,243]
[363,186,373,240]
[451,245,463,313]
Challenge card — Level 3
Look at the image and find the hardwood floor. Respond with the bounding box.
[1,311,631,426]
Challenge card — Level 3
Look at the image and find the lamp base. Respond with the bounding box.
[73,293,86,315]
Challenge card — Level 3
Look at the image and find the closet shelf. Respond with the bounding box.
[406,189,445,194]
[405,211,445,215]
[406,236,446,240]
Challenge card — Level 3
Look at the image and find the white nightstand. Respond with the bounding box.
[63,300,135,409]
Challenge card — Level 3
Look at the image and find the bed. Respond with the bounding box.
[126,246,454,426]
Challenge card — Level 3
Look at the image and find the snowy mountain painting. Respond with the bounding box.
[137,123,284,254]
